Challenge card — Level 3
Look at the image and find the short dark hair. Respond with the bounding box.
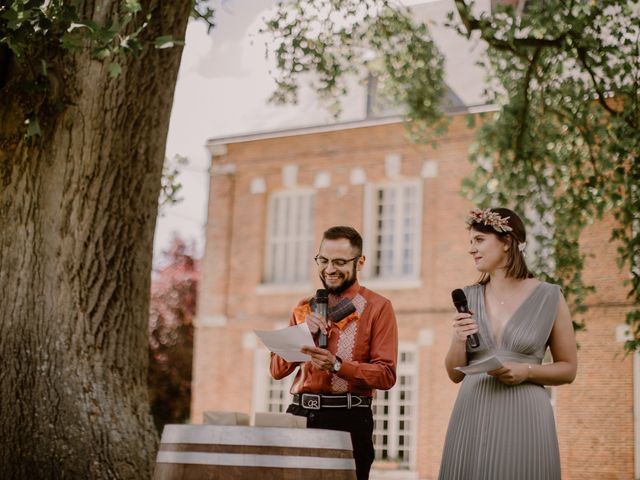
[322,226,363,255]
[468,208,533,284]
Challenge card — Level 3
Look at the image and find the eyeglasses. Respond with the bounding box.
[314,255,360,268]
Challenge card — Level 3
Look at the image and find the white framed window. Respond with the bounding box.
[264,189,315,285]
[372,343,419,471]
[253,347,295,415]
[363,180,422,281]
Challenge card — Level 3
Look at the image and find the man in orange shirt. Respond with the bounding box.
[271,226,399,480]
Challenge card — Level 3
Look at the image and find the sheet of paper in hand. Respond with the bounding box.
[254,323,315,362]
[455,355,504,375]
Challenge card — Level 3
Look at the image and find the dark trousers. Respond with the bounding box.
[287,403,375,480]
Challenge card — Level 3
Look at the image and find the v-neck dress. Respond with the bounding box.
[438,282,561,480]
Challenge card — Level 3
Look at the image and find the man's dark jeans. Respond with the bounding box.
[287,403,375,480]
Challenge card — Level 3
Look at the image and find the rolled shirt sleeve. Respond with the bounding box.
[335,298,398,390]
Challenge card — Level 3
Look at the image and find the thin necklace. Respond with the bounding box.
[488,283,520,306]
[491,284,522,305]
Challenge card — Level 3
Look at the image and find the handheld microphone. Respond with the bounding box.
[314,289,329,348]
[451,289,480,349]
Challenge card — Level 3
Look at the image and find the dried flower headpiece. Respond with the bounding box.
[465,208,513,233]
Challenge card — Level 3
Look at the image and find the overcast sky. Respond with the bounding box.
[153,0,337,262]
[152,0,480,264]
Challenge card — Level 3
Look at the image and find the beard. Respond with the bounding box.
[320,263,358,295]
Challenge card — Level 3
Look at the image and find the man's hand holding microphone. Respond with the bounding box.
[304,289,329,345]
[301,289,341,373]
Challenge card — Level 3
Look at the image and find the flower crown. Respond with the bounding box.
[465,208,513,233]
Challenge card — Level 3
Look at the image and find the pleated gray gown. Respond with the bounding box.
[439,282,561,480]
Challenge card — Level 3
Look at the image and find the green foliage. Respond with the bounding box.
[0,0,206,63]
[24,115,41,139]
[267,0,640,350]
[456,0,640,345]
[191,0,216,33]
[159,154,187,211]
[262,0,447,144]
[1,0,148,70]
[0,0,212,139]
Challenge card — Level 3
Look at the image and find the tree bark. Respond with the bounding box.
[0,1,192,478]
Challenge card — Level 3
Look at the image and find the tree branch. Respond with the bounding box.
[454,0,567,48]
[456,0,635,130]
[575,45,628,122]
[514,47,541,163]
[453,0,479,37]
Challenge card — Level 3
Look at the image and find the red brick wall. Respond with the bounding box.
[192,116,634,479]
[557,215,633,480]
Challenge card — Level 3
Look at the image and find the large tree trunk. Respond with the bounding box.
[0,1,192,478]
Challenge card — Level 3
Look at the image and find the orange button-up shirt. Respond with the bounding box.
[270,283,398,397]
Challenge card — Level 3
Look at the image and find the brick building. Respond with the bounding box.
[191,2,636,478]
[191,112,634,479]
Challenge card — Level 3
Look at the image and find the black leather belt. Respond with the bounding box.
[292,393,372,410]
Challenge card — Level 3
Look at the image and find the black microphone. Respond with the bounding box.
[314,289,329,348]
[451,289,480,349]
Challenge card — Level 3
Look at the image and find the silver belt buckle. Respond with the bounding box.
[301,393,321,410]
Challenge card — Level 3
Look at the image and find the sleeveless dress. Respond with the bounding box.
[438,282,561,480]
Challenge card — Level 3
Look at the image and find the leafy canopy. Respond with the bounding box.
[264,0,640,350]
[263,0,448,143]
[0,0,215,137]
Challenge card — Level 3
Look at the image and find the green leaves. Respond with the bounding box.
[262,0,446,143]
[124,0,142,15]
[159,154,188,210]
[63,8,150,66]
[1,0,204,141]
[154,35,183,50]
[265,0,640,351]
[107,62,121,78]
[1,4,33,31]
[456,0,640,350]
[191,1,216,34]
[24,115,41,139]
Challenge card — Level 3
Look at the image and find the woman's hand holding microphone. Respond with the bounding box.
[452,311,478,344]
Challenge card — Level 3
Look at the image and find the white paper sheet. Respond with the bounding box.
[455,355,504,375]
[254,323,315,362]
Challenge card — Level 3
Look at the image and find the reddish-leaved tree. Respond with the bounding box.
[148,237,198,433]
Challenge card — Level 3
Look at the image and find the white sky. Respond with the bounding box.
[153,0,368,261]
[152,0,478,263]
[154,0,276,262]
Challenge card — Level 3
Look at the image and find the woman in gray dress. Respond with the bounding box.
[439,208,578,480]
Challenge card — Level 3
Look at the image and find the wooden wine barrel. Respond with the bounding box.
[153,424,357,480]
